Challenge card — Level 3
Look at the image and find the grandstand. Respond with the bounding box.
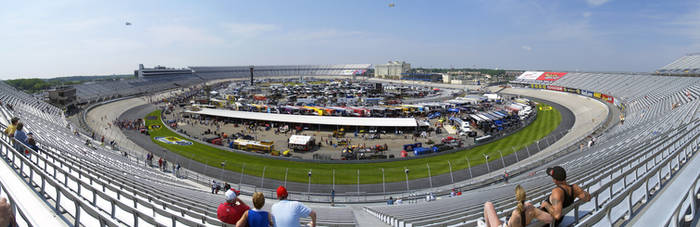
[657,53,700,75]
[73,74,203,104]
[189,64,372,80]
[1,61,700,226]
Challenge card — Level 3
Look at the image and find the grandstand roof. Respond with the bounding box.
[657,53,700,74]
[184,108,418,127]
[189,64,372,72]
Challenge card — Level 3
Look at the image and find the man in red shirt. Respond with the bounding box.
[217,189,250,225]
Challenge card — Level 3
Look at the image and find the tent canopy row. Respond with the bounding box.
[184,108,418,127]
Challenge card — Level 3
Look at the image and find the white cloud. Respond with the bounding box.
[146,25,225,46]
[583,12,592,18]
[284,29,366,41]
[586,0,610,7]
[222,23,278,37]
[521,45,533,51]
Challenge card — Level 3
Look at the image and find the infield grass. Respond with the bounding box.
[145,103,561,184]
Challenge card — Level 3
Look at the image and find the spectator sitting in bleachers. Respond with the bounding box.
[3,117,18,138]
[217,189,249,225]
[271,186,317,227]
[13,123,27,151]
[540,166,591,226]
[236,192,274,227]
[481,185,553,227]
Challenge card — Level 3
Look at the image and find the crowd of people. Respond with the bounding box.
[216,185,317,227]
[4,117,39,158]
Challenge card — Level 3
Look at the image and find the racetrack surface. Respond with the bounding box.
[118,97,574,195]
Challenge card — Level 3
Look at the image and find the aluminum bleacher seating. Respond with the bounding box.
[0,82,356,226]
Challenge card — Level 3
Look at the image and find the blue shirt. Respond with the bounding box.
[247,209,271,227]
[271,200,311,227]
[14,130,27,145]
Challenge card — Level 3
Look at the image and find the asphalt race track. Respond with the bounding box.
[118,97,574,195]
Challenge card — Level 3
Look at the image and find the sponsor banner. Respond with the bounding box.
[547,85,564,91]
[564,87,579,93]
[580,90,593,97]
[155,136,193,146]
[593,92,602,98]
[148,124,161,130]
[536,72,568,81]
[518,71,544,80]
[601,94,614,103]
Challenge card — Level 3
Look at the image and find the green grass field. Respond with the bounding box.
[145,103,561,184]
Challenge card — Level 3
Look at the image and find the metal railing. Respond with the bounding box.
[575,122,699,226]
[366,119,696,227]
[0,125,230,227]
[663,161,700,226]
[0,133,119,226]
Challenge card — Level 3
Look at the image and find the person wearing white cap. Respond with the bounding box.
[217,189,249,225]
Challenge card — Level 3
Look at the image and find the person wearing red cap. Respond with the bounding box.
[540,166,591,226]
[217,189,250,225]
[271,186,317,227]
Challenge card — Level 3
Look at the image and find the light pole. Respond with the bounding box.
[381,168,386,195]
[220,161,226,182]
[404,168,410,192]
[498,150,505,169]
[483,154,490,173]
[238,163,245,191]
[426,163,433,189]
[447,160,454,184]
[307,170,312,195]
[466,157,473,179]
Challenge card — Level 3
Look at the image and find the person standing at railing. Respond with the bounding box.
[540,166,591,226]
[481,185,553,227]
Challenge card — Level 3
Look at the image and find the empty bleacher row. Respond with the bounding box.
[365,74,700,227]
[0,82,357,226]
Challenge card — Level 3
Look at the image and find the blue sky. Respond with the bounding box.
[1,0,700,79]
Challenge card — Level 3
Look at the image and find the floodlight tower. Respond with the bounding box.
[249,65,254,86]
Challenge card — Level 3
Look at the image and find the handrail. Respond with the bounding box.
[576,122,699,226]
[0,129,230,227]
[0,133,120,227]
[663,159,699,226]
[370,119,696,227]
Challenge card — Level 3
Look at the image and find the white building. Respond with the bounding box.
[374,61,410,79]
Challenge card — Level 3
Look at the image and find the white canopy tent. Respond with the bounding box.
[288,135,313,145]
[184,108,418,127]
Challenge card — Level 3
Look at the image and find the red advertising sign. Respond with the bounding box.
[536,72,568,81]
[547,85,564,91]
[601,94,614,104]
